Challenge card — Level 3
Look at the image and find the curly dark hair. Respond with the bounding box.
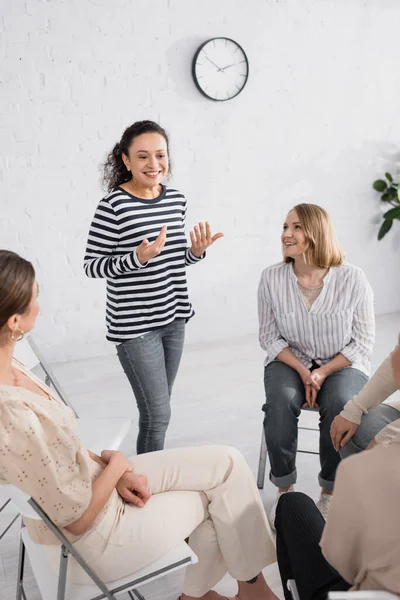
[102,120,171,192]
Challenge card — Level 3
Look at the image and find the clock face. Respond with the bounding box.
[192,38,249,101]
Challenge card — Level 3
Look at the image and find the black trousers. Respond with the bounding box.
[275,492,351,600]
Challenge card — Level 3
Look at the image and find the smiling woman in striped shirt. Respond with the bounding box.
[84,121,223,454]
[258,203,375,524]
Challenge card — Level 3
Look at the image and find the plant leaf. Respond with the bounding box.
[373,179,387,192]
[398,187,400,202]
[383,206,400,220]
[381,193,389,202]
[378,219,393,240]
[386,172,393,182]
[387,186,399,200]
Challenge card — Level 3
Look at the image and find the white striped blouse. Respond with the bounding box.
[258,262,375,376]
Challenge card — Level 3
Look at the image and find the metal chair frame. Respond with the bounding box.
[23,335,78,416]
[14,491,193,600]
[287,578,398,600]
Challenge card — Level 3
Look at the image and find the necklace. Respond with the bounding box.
[297,281,323,296]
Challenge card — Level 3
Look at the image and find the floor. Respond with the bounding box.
[1,312,399,599]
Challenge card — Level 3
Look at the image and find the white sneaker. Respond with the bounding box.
[269,488,294,531]
[316,493,332,520]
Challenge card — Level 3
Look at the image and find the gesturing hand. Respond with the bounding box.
[116,472,151,508]
[136,225,167,265]
[330,415,359,452]
[190,222,224,258]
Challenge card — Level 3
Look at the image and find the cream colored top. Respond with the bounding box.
[0,361,125,565]
[340,355,400,443]
[321,432,400,593]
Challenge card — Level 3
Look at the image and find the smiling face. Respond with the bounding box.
[281,210,308,259]
[122,132,169,190]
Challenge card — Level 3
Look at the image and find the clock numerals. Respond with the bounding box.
[192,37,249,102]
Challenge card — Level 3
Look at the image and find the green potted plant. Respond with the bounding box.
[372,173,400,240]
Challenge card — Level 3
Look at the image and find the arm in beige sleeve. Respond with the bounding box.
[320,460,363,584]
[340,355,397,424]
[66,456,129,535]
[375,416,400,446]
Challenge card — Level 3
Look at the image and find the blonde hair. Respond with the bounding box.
[284,203,345,268]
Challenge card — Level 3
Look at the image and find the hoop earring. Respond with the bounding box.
[10,329,24,342]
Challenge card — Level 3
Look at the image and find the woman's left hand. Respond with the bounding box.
[116,472,152,508]
[190,222,224,258]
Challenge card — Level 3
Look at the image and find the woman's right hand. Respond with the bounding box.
[298,368,315,408]
[330,415,359,452]
[136,225,167,265]
[101,450,133,474]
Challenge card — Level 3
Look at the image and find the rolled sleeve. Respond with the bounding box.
[339,271,375,366]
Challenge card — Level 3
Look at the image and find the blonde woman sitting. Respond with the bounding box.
[258,204,375,524]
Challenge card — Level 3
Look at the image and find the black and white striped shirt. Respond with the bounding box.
[258,262,375,376]
[84,185,203,343]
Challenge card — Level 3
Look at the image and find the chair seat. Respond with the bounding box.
[22,528,197,600]
[77,418,132,455]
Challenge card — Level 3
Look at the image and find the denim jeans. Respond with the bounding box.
[340,404,400,459]
[117,319,185,454]
[263,361,368,491]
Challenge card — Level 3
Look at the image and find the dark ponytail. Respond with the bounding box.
[102,120,171,192]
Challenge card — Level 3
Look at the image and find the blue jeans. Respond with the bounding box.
[263,361,368,491]
[340,404,400,459]
[117,319,185,454]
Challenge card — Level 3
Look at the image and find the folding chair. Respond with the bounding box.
[329,594,399,600]
[287,579,398,600]
[287,579,300,600]
[257,407,319,489]
[5,484,197,600]
[0,487,20,541]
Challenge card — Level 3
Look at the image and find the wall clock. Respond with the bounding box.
[192,37,249,101]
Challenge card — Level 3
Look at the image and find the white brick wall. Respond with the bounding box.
[2,0,400,362]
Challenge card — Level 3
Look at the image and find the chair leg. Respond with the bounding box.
[15,533,26,600]
[257,424,268,490]
[57,546,68,600]
[0,513,20,541]
[130,590,146,600]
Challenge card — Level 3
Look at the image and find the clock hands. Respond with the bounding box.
[220,63,239,71]
[205,55,224,72]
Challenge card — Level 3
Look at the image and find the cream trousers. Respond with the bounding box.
[53,446,276,596]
